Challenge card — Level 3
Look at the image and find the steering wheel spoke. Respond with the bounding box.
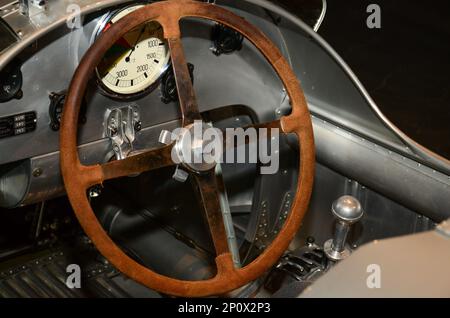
[158,14,201,126]
[223,119,284,151]
[250,119,284,131]
[80,145,175,188]
[192,170,231,256]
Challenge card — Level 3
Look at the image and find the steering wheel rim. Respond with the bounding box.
[60,0,315,297]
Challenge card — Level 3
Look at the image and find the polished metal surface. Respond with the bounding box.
[0,119,181,207]
[0,0,445,255]
[216,163,241,268]
[172,166,189,183]
[0,0,448,173]
[0,2,285,166]
[314,0,327,31]
[0,0,130,65]
[324,238,350,261]
[324,195,364,261]
[0,0,446,298]
[311,116,450,222]
[332,195,364,223]
[302,227,450,297]
[293,161,436,253]
[0,0,20,19]
[172,122,217,173]
[158,130,173,146]
[18,0,28,16]
[105,105,141,160]
[0,22,17,51]
[331,221,349,252]
[0,0,447,204]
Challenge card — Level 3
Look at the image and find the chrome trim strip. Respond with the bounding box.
[313,0,326,32]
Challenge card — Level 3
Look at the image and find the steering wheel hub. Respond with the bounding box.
[173,122,218,173]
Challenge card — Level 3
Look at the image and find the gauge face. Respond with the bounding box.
[96,5,170,96]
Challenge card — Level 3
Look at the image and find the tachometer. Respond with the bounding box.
[95,5,170,97]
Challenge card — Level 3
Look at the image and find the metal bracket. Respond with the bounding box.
[19,0,46,16]
[105,105,141,160]
[159,129,190,183]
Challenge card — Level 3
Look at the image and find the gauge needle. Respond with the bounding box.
[125,25,147,62]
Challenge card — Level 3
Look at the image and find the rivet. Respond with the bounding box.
[32,168,43,177]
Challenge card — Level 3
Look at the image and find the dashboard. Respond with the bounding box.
[0,1,287,207]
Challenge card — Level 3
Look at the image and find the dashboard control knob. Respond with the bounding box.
[49,91,87,131]
[211,23,244,56]
[48,91,65,131]
[0,62,23,103]
[324,195,364,261]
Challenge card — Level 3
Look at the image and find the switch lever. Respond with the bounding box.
[324,195,364,261]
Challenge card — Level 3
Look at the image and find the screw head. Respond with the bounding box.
[50,122,60,131]
[32,168,43,177]
[134,121,142,131]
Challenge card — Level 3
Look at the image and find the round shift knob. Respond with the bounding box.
[332,195,364,224]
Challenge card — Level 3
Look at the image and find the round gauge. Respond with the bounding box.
[95,5,170,97]
[0,63,23,103]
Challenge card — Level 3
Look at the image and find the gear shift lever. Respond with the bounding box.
[324,195,364,261]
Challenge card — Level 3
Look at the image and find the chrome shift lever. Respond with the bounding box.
[324,195,364,261]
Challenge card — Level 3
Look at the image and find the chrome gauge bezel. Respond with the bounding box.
[91,3,171,100]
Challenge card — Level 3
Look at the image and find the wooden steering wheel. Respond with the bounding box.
[60,0,315,297]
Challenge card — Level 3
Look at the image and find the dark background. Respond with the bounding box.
[283,0,450,159]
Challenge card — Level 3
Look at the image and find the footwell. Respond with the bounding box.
[0,244,160,298]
